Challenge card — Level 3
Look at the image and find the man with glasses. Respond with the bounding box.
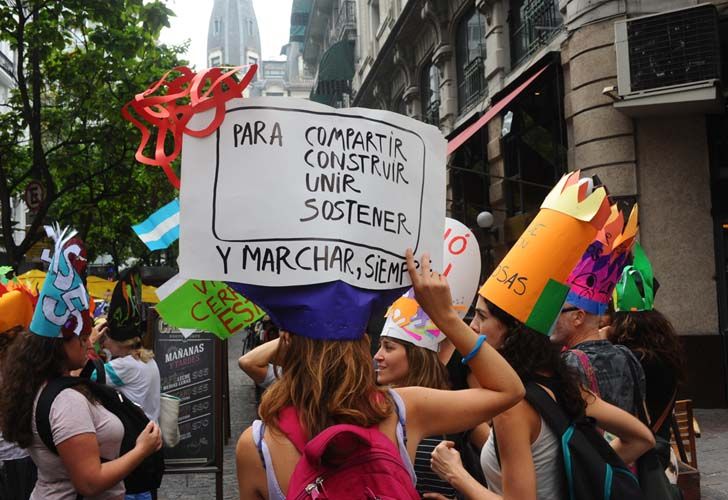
[551,304,645,415]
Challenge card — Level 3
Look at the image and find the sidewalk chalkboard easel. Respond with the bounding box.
[152,312,225,499]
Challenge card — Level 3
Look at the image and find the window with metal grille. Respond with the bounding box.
[509,0,562,67]
[456,8,487,114]
[627,5,720,92]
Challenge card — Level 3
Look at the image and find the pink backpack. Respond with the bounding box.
[278,407,420,500]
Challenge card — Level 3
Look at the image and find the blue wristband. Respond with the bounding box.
[461,335,488,365]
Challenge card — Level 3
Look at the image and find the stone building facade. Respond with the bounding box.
[347,0,728,406]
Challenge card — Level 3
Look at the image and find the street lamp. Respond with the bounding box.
[477,210,495,282]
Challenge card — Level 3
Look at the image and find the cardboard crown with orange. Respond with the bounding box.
[0,276,38,333]
[564,204,639,315]
[479,171,611,335]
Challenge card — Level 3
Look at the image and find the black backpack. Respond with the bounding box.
[524,381,644,500]
[36,365,164,495]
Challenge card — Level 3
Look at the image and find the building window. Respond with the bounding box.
[421,62,440,126]
[370,0,380,39]
[456,9,487,114]
[209,55,221,67]
[213,19,221,35]
[249,56,258,66]
[509,0,562,67]
[248,19,254,36]
[502,65,567,218]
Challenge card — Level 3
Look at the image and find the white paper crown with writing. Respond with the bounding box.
[381,218,481,352]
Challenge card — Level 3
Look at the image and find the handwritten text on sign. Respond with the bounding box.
[179,98,445,289]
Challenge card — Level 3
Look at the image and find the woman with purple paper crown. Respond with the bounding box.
[235,246,526,499]
[0,226,162,500]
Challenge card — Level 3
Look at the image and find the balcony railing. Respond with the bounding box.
[458,57,486,113]
[332,0,357,45]
[424,99,440,126]
[510,0,562,67]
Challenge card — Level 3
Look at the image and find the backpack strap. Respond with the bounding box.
[570,349,600,397]
[278,406,308,453]
[523,381,571,437]
[36,377,88,455]
[80,358,105,384]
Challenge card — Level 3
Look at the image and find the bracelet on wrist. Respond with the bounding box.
[461,335,487,365]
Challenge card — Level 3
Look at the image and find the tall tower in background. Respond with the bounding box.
[206,0,261,69]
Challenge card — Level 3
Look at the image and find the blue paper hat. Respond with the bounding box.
[30,225,90,338]
[227,281,407,340]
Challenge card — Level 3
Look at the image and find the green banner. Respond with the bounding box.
[155,280,265,340]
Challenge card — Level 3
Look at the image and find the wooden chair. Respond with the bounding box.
[671,399,700,500]
[671,399,698,469]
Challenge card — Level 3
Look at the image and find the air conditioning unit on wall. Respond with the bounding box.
[614,3,723,116]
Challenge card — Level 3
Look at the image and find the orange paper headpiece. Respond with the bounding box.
[479,172,611,334]
[0,280,38,332]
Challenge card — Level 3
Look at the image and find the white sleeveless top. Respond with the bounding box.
[480,416,566,499]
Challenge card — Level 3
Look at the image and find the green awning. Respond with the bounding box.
[310,40,355,106]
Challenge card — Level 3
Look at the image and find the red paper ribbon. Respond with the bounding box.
[121,65,258,189]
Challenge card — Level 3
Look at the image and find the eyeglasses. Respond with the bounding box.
[560,307,580,314]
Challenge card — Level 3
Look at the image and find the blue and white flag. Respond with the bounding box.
[132,199,180,251]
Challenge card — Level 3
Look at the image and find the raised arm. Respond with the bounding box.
[399,251,524,438]
[583,390,655,463]
[238,337,280,385]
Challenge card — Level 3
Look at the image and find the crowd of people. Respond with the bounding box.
[0,175,688,500]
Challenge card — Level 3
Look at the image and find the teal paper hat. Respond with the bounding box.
[29,225,90,338]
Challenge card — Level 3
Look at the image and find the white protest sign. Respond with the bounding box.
[443,218,482,317]
[178,97,446,290]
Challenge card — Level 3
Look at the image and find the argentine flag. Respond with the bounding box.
[132,199,180,251]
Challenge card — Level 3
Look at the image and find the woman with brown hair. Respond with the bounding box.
[0,228,162,500]
[609,245,686,442]
[608,310,685,441]
[235,251,526,499]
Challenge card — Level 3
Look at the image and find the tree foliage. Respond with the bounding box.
[0,0,185,270]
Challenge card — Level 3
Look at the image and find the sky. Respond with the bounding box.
[159,0,294,68]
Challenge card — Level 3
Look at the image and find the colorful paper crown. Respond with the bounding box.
[382,218,481,351]
[108,266,145,341]
[479,172,611,335]
[30,225,91,338]
[613,243,655,312]
[565,204,639,314]
[0,279,38,333]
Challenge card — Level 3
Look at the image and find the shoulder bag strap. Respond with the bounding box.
[36,377,87,455]
[571,349,600,396]
[622,353,651,425]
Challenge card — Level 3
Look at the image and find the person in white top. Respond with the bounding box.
[97,268,161,423]
[96,320,161,423]
[425,297,655,500]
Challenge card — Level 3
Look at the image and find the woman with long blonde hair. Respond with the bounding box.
[235,251,526,499]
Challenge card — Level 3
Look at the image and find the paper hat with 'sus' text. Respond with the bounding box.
[479,171,611,335]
